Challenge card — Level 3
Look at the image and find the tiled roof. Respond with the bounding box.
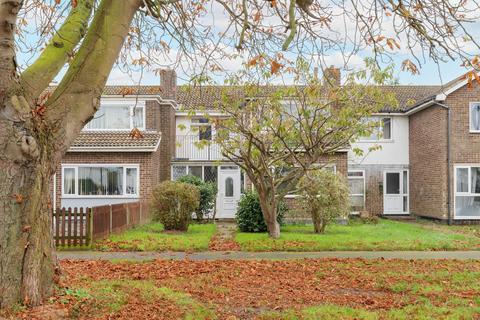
[69,131,161,152]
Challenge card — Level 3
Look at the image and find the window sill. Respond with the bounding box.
[355,139,394,144]
[61,195,140,199]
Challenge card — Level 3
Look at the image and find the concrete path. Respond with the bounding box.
[57,250,480,261]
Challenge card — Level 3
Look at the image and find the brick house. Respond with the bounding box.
[52,70,480,222]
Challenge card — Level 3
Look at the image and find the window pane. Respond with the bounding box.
[455,196,480,217]
[63,168,76,195]
[403,196,408,212]
[386,172,400,194]
[204,166,218,183]
[382,118,391,139]
[472,167,480,194]
[348,171,364,177]
[78,167,123,195]
[348,179,364,195]
[456,168,469,193]
[172,166,187,180]
[86,106,106,129]
[471,104,480,131]
[126,168,138,195]
[188,166,202,178]
[132,106,144,129]
[225,177,234,197]
[403,171,408,194]
[199,125,212,140]
[350,195,365,208]
[106,106,130,129]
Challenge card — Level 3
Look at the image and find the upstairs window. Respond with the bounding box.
[471,103,480,132]
[85,102,145,131]
[360,117,392,141]
[191,118,212,141]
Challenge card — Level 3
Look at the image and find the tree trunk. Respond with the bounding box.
[0,94,58,308]
[257,188,281,239]
[313,217,326,233]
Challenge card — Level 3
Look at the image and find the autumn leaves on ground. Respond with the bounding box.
[10,259,480,319]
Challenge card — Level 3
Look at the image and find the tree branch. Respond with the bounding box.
[20,0,94,99]
[44,0,142,152]
[0,0,22,88]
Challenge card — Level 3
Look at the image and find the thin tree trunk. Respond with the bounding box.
[257,188,281,238]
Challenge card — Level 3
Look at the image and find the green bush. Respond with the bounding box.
[298,170,350,233]
[151,181,200,231]
[236,191,287,232]
[177,175,217,222]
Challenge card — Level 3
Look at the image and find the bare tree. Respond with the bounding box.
[1,0,479,308]
[214,62,397,238]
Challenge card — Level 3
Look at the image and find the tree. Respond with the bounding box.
[1,0,479,308]
[213,61,397,238]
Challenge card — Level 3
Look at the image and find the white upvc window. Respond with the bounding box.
[62,164,140,198]
[348,170,365,212]
[470,103,480,133]
[190,118,212,141]
[454,165,480,219]
[359,117,392,141]
[84,100,145,131]
[171,164,218,183]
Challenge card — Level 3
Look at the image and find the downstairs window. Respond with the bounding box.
[455,166,480,219]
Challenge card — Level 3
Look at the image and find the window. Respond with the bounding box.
[471,103,480,132]
[172,164,218,183]
[191,118,212,141]
[85,103,145,131]
[348,171,365,211]
[225,177,234,197]
[62,165,139,197]
[455,166,480,219]
[360,117,392,141]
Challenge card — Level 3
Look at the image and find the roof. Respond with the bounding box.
[69,131,161,152]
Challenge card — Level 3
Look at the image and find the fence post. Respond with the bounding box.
[109,204,113,235]
[87,208,94,247]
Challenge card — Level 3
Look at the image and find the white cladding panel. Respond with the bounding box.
[349,116,409,165]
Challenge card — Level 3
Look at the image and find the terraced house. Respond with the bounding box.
[51,69,480,223]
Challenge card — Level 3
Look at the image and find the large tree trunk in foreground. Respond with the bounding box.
[0,93,58,307]
[0,0,142,308]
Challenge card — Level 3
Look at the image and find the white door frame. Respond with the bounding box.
[383,169,409,215]
[216,165,241,219]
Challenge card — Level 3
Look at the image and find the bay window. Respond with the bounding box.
[85,102,145,131]
[471,103,480,132]
[455,166,480,219]
[62,165,139,197]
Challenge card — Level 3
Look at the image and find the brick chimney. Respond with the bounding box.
[160,69,177,100]
[323,66,341,87]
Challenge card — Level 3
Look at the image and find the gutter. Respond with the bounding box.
[436,102,452,225]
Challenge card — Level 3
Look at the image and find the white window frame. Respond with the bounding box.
[348,170,366,214]
[454,164,480,220]
[171,164,219,182]
[470,102,480,133]
[358,117,393,142]
[83,99,146,132]
[190,117,213,141]
[61,164,140,198]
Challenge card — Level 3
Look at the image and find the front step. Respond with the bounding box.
[382,215,417,221]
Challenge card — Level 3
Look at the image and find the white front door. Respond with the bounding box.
[383,170,409,215]
[216,166,241,219]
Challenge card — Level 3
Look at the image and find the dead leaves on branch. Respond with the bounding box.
[129,127,144,139]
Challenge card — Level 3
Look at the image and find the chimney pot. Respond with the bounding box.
[323,66,341,86]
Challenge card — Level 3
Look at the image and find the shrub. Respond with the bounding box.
[298,170,350,233]
[177,175,217,222]
[236,191,287,232]
[151,181,200,231]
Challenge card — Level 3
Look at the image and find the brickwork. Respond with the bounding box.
[158,101,176,181]
[409,105,449,220]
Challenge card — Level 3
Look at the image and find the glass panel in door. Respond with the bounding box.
[386,172,400,194]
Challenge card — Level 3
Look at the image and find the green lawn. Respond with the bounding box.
[235,219,480,251]
[95,223,216,252]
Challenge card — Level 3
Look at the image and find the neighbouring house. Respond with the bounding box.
[51,69,480,223]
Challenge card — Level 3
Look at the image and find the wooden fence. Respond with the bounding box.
[52,201,151,247]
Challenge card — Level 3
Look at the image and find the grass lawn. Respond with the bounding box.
[9,259,480,319]
[235,219,480,251]
[95,223,216,252]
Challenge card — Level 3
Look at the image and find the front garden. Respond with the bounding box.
[94,218,480,252]
[8,258,480,319]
